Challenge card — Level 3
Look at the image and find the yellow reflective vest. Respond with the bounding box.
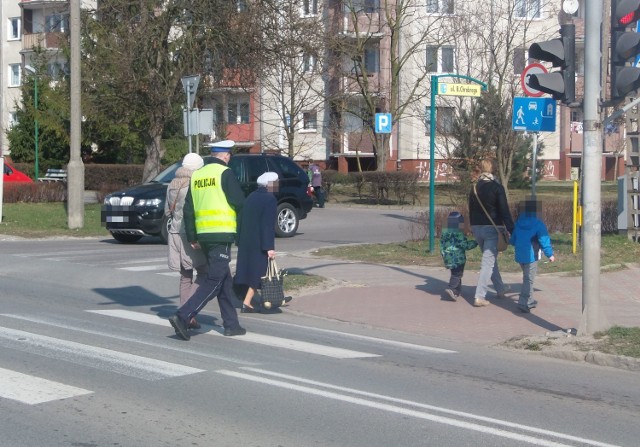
[190,163,237,235]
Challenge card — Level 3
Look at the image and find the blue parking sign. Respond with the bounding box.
[512,97,556,132]
[375,113,392,133]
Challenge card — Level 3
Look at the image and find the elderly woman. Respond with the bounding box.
[165,153,207,328]
[234,171,283,313]
[468,158,515,307]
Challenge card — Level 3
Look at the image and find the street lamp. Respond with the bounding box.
[24,65,39,180]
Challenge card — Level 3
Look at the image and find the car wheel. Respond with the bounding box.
[111,233,143,243]
[275,203,299,238]
[160,215,171,244]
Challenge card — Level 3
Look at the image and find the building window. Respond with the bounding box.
[303,111,317,130]
[236,0,248,12]
[426,0,454,14]
[9,111,18,127]
[513,48,526,74]
[45,13,67,33]
[426,46,454,73]
[9,64,21,87]
[515,0,541,18]
[8,17,21,40]
[303,53,316,73]
[437,107,455,134]
[349,0,379,14]
[364,44,380,72]
[302,0,318,16]
[228,97,250,124]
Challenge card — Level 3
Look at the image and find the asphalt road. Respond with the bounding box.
[1,208,639,446]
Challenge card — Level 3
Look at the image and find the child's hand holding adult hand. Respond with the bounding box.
[549,255,556,263]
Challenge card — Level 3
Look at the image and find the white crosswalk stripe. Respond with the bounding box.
[0,326,204,381]
[0,367,93,405]
[88,309,381,359]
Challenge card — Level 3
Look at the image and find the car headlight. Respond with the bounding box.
[135,198,162,207]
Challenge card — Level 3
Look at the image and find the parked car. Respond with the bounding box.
[3,162,33,184]
[101,153,314,243]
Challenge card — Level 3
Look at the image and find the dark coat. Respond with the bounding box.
[233,187,277,289]
[468,177,514,233]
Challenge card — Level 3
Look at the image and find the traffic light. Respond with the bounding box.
[526,24,575,104]
[610,0,640,101]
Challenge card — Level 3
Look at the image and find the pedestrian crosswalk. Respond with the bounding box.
[0,307,452,406]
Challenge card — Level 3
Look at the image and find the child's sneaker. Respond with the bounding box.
[444,288,457,301]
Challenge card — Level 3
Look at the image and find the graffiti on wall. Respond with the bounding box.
[542,160,557,179]
[416,161,452,181]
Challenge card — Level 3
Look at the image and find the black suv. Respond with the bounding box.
[101,153,314,243]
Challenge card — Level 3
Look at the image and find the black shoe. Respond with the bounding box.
[516,304,531,313]
[283,296,293,304]
[241,304,259,313]
[224,326,247,336]
[169,315,190,340]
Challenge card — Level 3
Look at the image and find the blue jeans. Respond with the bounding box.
[471,225,506,299]
[518,261,538,307]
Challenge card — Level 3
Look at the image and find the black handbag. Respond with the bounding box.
[260,258,286,308]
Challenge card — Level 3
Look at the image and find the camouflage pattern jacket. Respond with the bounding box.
[440,229,478,269]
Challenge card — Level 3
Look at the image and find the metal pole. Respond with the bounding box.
[429,76,438,253]
[531,132,538,197]
[34,75,39,181]
[187,85,192,154]
[67,0,85,229]
[579,0,605,335]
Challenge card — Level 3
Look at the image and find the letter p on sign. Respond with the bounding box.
[375,113,392,133]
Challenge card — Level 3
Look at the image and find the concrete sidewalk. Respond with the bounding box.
[279,251,640,346]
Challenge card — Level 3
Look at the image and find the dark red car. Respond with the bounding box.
[3,161,33,183]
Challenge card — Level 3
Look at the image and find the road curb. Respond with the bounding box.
[539,350,640,371]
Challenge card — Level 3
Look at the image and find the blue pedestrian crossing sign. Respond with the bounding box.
[375,113,392,133]
[512,97,556,132]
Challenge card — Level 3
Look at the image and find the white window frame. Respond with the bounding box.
[9,111,18,128]
[301,111,318,132]
[45,13,67,33]
[227,96,250,124]
[303,53,316,73]
[426,46,455,73]
[301,0,318,16]
[8,17,21,40]
[515,0,541,19]
[426,0,454,15]
[9,64,21,87]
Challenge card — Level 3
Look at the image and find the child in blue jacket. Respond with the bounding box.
[440,211,478,301]
[509,198,556,313]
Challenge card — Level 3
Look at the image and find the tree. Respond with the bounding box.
[79,0,264,181]
[256,0,326,159]
[442,0,559,188]
[326,0,448,171]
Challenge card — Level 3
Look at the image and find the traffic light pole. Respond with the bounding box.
[580,0,606,335]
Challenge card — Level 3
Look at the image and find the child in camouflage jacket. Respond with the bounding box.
[440,211,478,301]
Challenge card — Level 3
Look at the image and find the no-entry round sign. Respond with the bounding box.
[521,63,548,97]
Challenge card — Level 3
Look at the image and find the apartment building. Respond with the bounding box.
[0,0,24,156]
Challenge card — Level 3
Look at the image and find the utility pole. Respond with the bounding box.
[68,0,85,228]
[579,0,606,335]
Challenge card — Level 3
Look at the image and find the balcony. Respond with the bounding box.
[19,0,68,9]
[22,32,64,51]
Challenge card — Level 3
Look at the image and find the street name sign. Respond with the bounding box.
[438,83,482,97]
[512,96,556,132]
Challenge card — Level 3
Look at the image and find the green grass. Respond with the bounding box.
[593,326,640,358]
[0,203,109,238]
[312,233,640,275]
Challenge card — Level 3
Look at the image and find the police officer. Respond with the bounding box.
[169,140,246,340]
